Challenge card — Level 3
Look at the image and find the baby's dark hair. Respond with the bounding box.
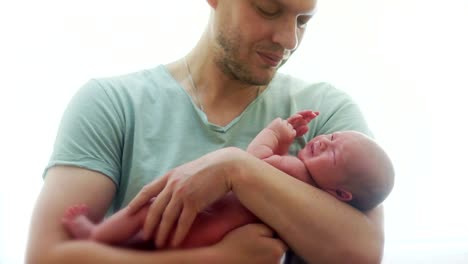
[344,135,395,211]
[347,166,394,211]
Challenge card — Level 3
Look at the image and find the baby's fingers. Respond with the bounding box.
[295,126,309,137]
[287,114,305,128]
[300,110,319,122]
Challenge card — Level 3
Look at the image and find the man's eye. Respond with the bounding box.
[297,15,312,29]
[257,6,280,17]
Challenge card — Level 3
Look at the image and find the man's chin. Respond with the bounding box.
[250,68,278,85]
[277,58,289,68]
[247,76,275,86]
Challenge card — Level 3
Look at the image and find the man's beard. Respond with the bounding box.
[214,28,284,86]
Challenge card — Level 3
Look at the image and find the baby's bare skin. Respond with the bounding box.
[62,111,318,249]
[62,193,257,249]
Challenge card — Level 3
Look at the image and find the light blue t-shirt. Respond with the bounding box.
[45,65,371,262]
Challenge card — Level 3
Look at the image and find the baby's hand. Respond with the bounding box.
[287,110,319,137]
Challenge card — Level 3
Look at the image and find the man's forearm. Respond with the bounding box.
[29,240,218,264]
[231,150,384,264]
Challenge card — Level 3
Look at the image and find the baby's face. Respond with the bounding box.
[297,131,366,190]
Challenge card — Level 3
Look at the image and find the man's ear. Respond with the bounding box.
[207,0,218,8]
[325,188,353,202]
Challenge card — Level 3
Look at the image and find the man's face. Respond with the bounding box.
[212,0,317,85]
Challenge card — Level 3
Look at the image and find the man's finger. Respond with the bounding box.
[142,189,171,240]
[127,174,168,215]
[156,197,182,248]
[170,207,197,248]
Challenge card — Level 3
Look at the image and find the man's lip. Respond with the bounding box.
[257,52,282,67]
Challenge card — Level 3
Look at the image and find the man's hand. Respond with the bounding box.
[127,147,245,248]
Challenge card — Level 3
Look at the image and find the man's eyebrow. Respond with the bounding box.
[271,0,317,15]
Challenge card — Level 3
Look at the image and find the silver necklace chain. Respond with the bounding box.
[183,57,262,113]
[184,57,205,112]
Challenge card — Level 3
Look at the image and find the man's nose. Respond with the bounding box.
[272,17,299,51]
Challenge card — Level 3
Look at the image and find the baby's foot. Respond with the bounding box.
[62,204,95,239]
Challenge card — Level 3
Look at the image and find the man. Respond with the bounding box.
[26,0,384,263]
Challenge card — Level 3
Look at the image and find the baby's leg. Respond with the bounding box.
[62,203,149,245]
[179,192,258,248]
[62,204,96,239]
[90,205,150,245]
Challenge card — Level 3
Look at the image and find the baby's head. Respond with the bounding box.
[298,131,394,211]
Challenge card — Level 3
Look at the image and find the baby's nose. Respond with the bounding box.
[318,141,328,151]
[315,140,327,152]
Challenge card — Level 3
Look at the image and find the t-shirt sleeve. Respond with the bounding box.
[295,82,373,139]
[43,79,124,186]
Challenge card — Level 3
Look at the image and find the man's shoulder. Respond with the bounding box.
[81,64,178,105]
[270,73,371,137]
[92,65,168,91]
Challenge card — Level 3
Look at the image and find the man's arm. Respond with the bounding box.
[26,166,286,264]
[26,166,186,263]
[262,155,312,184]
[128,147,382,263]
[232,151,384,264]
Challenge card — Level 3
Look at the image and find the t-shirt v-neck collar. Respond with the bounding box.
[159,64,270,133]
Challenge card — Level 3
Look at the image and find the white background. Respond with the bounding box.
[1,1,467,263]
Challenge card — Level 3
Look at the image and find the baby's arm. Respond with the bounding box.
[247,118,295,159]
[247,110,318,159]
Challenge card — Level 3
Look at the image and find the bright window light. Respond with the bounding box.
[1,1,467,263]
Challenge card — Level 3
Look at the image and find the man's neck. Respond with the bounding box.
[167,40,267,126]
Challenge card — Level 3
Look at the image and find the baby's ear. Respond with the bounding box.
[325,188,353,202]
